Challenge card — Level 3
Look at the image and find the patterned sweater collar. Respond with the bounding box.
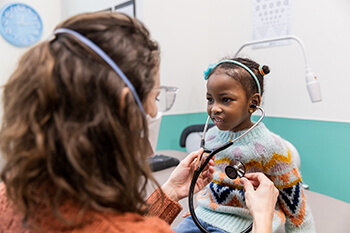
[209,122,269,145]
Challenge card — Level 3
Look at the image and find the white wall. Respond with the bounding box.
[140,0,350,123]
[234,0,350,123]
[60,0,136,20]
[141,0,210,116]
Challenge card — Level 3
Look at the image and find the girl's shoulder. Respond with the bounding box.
[237,123,290,158]
[255,128,289,155]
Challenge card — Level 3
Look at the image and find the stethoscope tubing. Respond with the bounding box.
[188,106,265,233]
[188,146,253,233]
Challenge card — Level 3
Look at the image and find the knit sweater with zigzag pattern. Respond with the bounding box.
[196,122,315,233]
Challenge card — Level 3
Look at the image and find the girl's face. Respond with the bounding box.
[206,71,252,132]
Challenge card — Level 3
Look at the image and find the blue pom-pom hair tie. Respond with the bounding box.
[203,63,216,80]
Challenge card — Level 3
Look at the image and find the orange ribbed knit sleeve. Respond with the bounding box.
[146,188,182,225]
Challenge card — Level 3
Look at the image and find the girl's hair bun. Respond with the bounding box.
[262,65,270,76]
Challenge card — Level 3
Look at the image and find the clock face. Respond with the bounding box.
[0,3,43,47]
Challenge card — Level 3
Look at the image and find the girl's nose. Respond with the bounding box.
[211,104,222,114]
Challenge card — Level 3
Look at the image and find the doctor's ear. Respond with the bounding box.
[120,87,130,113]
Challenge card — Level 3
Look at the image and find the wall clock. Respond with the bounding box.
[0,2,43,47]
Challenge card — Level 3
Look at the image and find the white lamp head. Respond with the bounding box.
[305,67,322,103]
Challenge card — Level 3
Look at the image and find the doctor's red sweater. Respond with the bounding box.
[0,183,182,233]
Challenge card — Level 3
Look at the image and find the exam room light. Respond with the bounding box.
[234,35,322,103]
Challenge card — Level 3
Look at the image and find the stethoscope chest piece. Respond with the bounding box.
[225,160,246,179]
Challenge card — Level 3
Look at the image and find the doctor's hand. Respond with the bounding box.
[161,148,215,202]
[240,173,279,233]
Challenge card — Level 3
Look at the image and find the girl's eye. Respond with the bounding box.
[222,98,232,103]
[207,97,213,103]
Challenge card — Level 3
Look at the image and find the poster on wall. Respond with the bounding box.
[252,0,292,48]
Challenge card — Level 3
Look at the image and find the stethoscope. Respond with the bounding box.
[188,104,265,233]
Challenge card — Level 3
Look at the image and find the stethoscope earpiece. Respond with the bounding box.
[250,103,257,109]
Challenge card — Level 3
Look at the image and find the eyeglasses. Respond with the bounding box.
[155,86,178,112]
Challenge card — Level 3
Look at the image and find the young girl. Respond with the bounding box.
[175,58,315,233]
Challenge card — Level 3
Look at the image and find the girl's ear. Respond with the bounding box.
[251,93,261,106]
[120,87,130,113]
[249,93,261,113]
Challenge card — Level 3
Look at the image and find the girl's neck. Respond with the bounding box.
[229,120,253,133]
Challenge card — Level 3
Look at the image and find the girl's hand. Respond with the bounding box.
[161,148,215,202]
